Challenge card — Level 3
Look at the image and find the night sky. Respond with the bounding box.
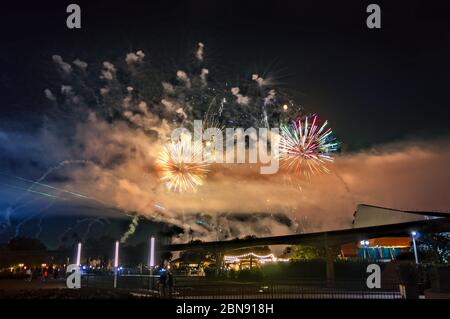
[1,0,450,247]
[1,0,449,148]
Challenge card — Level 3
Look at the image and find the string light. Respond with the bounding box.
[223,252,289,263]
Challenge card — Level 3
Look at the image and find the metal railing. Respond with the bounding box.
[81,274,401,299]
[82,274,159,291]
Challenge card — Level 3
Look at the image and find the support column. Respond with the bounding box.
[215,250,222,276]
[324,234,335,287]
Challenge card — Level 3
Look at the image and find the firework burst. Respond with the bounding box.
[279,114,339,178]
[156,139,209,192]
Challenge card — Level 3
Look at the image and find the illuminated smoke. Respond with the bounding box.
[2,42,448,246]
[73,59,88,70]
[231,87,250,105]
[44,89,56,101]
[125,50,145,65]
[200,68,209,86]
[52,55,72,75]
[176,70,191,88]
[196,42,205,61]
[120,215,140,243]
[100,61,116,81]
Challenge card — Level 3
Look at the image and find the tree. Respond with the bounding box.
[418,232,450,264]
[285,245,323,260]
[122,242,147,266]
[84,235,116,263]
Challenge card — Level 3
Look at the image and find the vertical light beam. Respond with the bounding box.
[412,231,419,264]
[76,242,82,266]
[114,240,119,268]
[113,240,119,289]
[149,236,155,268]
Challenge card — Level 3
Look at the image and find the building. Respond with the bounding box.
[339,204,448,260]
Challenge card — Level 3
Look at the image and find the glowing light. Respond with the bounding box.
[360,240,370,247]
[411,231,419,264]
[156,138,209,192]
[224,252,276,260]
[283,104,288,111]
[224,252,289,264]
[279,114,339,178]
[76,242,82,266]
[149,236,155,268]
[114,240,119,268]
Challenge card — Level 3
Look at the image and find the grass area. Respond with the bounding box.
[0,288,155,299]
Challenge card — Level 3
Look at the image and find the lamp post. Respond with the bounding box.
[148,236,155,291]
[360,240,370,259]
[411,231,419,264]
[76,242,82,266]
[113,240,119,288]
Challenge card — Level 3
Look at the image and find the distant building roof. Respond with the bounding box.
[352,204,448,228]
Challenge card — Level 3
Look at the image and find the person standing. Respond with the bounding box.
[158,269,167,297]
[26,268,32,282]
[42,267,49,281]
[167,270,174,298]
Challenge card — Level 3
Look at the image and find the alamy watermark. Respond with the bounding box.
[168,120,280,174]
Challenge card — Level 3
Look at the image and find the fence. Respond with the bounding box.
[81,274,401,299]
[82,274,159,291]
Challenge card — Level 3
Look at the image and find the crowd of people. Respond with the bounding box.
[24,266,62,282]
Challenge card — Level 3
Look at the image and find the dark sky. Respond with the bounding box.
[0,0,449,149]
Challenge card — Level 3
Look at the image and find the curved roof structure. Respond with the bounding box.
[352,204,448,228]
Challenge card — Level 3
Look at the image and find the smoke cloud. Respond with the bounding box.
[2,44,450,244]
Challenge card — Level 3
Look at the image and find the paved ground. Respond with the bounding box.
[0,279,66,290]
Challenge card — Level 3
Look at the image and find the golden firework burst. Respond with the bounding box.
[156,140,209,192]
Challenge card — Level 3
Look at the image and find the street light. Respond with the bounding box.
[76,242,82,266]
[148,236,155,291]
[411,231,419,264]
[149,236,155,268]
[114,240,119,288]
[360,240,370,259]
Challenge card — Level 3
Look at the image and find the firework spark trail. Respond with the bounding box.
[0,172,90,198]
[2,160,88,228]
[30,160,88,186]
[0,182,66,200]
[0,171,107,205]
[14,184,70,238]
[1,172,118,238]
[331,170,357,209]
[58,217,105,245]
[82,218,104,241]
[14,200,57,237]
[34,211,50,239]
[0,198,41,234]
[279,114,339,178]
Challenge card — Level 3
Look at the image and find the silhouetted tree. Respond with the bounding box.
[8,236,47,251]
[284,245,323,260]
[418,232,450,264]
